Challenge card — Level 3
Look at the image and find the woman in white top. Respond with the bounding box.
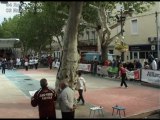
[76,71,86,105]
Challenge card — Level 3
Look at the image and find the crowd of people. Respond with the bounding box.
[0,57,39,72]
[92,53,160,76]
[0,54,61,73]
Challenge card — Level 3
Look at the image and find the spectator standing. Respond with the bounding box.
[10,58,14,70]
[58,80,76,119]
[127,61,134,71]
[92,57,99,75]
[29,58,34,69]
[24,58,29,71]
[151,59,157,70]
[34,58,38,69]
[48,56,53,70]
[144,61,150,69]
[148,52,154,68]
[16,58,21,69]
[135,59,142,69]
[31,78,57,119]
[104,59,110,66]
[1,59,6,74]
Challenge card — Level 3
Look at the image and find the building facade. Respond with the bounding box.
[108,2,160,63]
[53,2,160,64]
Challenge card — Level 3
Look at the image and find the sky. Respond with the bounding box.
[0,1,20,24]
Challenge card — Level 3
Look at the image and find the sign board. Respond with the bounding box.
[129,45,157,51]
[141,69,160,86]
[126,69,140,80]
[78,63,91,72]
[151,45,155,50]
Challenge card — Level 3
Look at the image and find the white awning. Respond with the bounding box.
[0,38,20,48]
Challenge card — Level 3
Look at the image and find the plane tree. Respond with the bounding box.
[81,2,155,63]
[55,2,83,90]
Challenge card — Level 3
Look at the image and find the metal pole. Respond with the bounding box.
[120,8,124,62]
[156,11,160,59]
[121,8,123,36]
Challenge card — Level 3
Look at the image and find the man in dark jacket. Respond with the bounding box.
[1,59,6,74]
[31,78,57,119]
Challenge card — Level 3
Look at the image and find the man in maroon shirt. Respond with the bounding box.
[31,78,57,119]
[119,63,128,88]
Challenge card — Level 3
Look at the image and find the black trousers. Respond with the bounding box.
[121,73,128,87]
[25,66,28,71]
[77,89,85,104]
[35,63,38,69]
[61,111,74,119]
[2,67,5,74]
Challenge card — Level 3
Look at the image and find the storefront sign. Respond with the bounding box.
[129,45,157,51]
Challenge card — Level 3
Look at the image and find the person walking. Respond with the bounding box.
[48,55,53,70]
[76,71,86,105]
[1,59,6,74]
[57,80,76,119]
[31,78,57,119]
[34,58,38,70]
[92,57,99,75]
[24,58,29,71]
[119,63,128,88]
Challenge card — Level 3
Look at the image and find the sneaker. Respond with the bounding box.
[125,86,128,88]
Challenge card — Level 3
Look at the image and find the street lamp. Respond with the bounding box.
[115,4,134,62]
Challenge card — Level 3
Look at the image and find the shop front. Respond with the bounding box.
[129,44,157,61]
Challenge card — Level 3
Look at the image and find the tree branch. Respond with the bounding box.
[56,35,63,48]
[109,22,121,30]
[107,32,121,45]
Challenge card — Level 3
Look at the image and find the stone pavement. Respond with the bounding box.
[0,68,159,119]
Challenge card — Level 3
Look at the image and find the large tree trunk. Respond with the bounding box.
[55,2,83,91]
[101,43,108,64]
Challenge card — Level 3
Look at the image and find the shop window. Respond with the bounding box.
[134,52,138,59]
[153,52,157,58]
[139,52,145,59]
[109,50,113,54]
[131,19,138,34]
[130,52,132,59]
[86,31,89,40]
[146,52,149,58]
